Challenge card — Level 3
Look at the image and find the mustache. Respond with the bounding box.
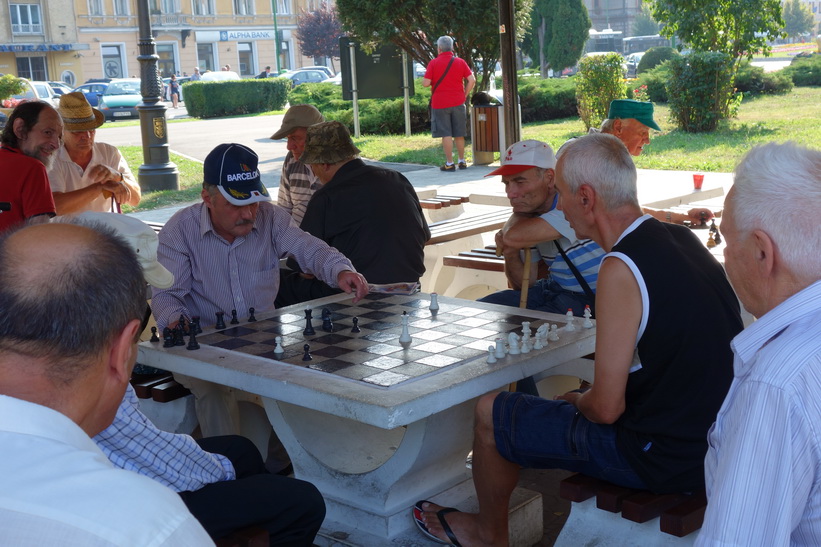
[234,219,254,227]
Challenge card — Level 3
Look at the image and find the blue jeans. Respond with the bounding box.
[478,278,592,316]
[493,392,647,489]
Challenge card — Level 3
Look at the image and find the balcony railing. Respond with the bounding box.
[12,23,43,34]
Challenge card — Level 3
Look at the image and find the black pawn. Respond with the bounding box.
[150,326,160,342]
[230,309,239,325]
[215,311,226,330]
[248,307,257,322]
[303,308,315,336]
[302,343,312,361]
[192,316,202,334]
[321,308,333,332]
[709,219,717,234]
[351,317,361,333]
[714,227,722,244]
[187,328,200,350]
[174,323,186,346]
[162,327,174,348]
[179,314,188,334]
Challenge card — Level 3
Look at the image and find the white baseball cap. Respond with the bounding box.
[485,140,556,177]
[76,212,174,289]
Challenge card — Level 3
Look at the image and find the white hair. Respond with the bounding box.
[556,133,638,210]
[437,36,454,52]
[730,141,821,281]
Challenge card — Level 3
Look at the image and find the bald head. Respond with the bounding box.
[0,222,146,383]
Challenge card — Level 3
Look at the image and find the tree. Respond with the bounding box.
[782,0,815,40]
[296,3,343,72]
[632,3,660,36]
[527,0,590,77]
[0,74,25,104]
[649,0,785,61]
[335,0,533,90]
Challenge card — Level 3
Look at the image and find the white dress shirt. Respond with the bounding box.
[48,142,136,212]
[0,395,214,546]
[697,280,821,546]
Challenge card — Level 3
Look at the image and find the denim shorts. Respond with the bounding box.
[478,278,592,316]
[493,392,647,489]
[431,105,467,138]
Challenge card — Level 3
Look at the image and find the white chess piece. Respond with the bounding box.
[399,311,412,348]
[534,324,548,349]
[429,293,440,313]
[273,335,285,355]
[548,324,560,341]
[487,345,497,364]
[564,309,576,332]
[583,305,594,329]
[521,333,531,353]
[507,332,521,355]
[494,338,506,358]
[522,321,532,338]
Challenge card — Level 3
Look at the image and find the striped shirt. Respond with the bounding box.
[151,201,355,330]
[535,206,604,293]
[277,151,322,226]
[94,384,235,492]
[697,280,821,546]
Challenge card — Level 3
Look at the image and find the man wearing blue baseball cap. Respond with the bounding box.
[151,143,369,442]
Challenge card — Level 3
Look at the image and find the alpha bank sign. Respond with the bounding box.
[195,30,275,42]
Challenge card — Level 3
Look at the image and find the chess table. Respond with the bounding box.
[138,292,597,545]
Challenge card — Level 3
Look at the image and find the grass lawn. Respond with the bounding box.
[128,86,820,212]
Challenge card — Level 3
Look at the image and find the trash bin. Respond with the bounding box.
[471,94,503,166]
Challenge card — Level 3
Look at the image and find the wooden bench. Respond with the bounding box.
[443,245,506,272]
[426,209,511,245]
[555,473,706,545]
[130,372,191,403]
[419,194,469,210]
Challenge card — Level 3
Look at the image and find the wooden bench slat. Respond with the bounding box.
[436,194,470,203]
[443,256,505,272]
[596,482,640,513]
[659,491,707,537]
[420,200,443,209]
[621,491,686,523]
[558,473,600,502]
[131,374,174,399]
[427,210,510,245]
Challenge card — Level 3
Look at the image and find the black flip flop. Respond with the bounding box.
[412,499,463,547]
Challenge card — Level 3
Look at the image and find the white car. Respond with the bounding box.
[12,79,60,106]
[200,71,241,82]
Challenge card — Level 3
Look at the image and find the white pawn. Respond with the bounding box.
[399,311,412,348]
[548,324,560,341]
[507,332,521,355]
[521,333,532,353]
[429,293,440,313]
[564,308,576,332]
[583,305,594,329]
[274,335,285,355]
[494,338,506,358]
[487,345,497,364]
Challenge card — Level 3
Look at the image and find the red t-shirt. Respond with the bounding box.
[0,145,56,233]
[425,52,473,109]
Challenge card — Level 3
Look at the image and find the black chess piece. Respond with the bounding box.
[187,328,200,350]
[215,311,226,330]
[303,308,316,336]
[230,309,239,325]
[714,226,722,244]
[150,326,160,342]
[302,343,312,361]
[192,316,202,334]
[709,219,717,234]
[351,317,361,333]
[174,322,186,346]
[248,307,257,322]
[162,327,174,348]
[321,308,333,332]
[178,314,188,334]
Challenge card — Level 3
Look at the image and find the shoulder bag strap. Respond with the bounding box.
[553,239,596,317]
[431,56,456,94]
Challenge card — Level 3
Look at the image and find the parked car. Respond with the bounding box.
[11,80,60,106]
[625,52,645,78]
[322,72,343,85]
[0,110,7,130]
[279,68,328,87]
[200,70,241,82]
[162,76,191,102]
[48,81,74,96]
[97,78,142,121]
[73,82,109,107]
[296,65,333,78]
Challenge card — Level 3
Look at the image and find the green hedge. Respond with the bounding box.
[518,77,578,123]
[734,61,793,95]
[183,78,289,118]
[783,54,821,86]
[667,51,736,133]
[636,46,679,75]
[634,63,672,103]
[576,53,626,129]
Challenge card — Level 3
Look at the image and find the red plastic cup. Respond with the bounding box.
[693,173,704,190]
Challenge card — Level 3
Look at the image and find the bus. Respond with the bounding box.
[585,28,624,54]
[622,34,672,54]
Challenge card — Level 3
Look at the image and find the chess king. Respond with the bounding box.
[150,142,368,440]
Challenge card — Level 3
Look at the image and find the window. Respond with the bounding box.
[161,0,180,13]
[276,0,290,15]
[102,45,125,78]
[237,42,255,76]
[10,4,43,34]
[89,0,104,15]
[192,0,214,15]
[157,43,177,77]
[197,43,216,71]
[16,56,47,80]
[233,0,254,15]
[114,0,129,15]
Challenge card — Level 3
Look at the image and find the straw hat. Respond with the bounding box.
[57,92,105,131]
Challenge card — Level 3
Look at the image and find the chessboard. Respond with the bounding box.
[194,293,564,388]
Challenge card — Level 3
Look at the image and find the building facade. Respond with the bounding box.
[1,0,331,85]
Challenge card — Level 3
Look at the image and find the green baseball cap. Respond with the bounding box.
[608,99,661,131]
